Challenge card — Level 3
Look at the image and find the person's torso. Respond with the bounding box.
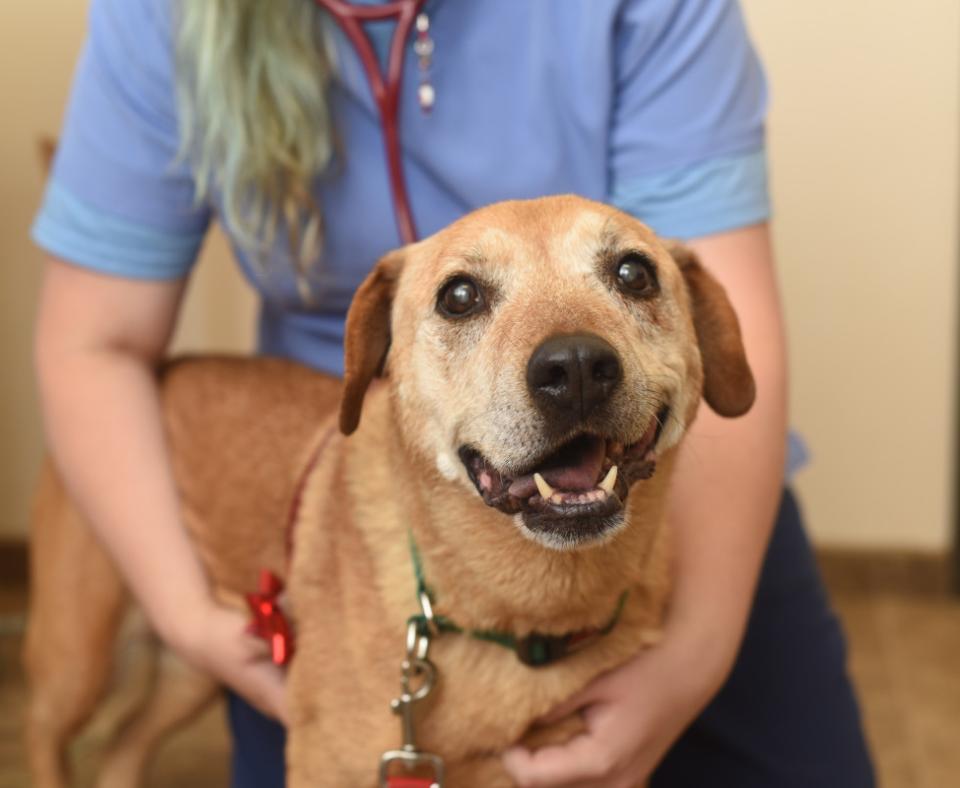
[215,1,626,374]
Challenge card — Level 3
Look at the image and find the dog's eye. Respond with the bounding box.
[438,276,484,317]
[616,253,658,297]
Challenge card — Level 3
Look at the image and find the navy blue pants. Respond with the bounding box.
[226,489,875,787]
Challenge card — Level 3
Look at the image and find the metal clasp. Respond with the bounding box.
[417,589,439,638]
[379,621,445,787]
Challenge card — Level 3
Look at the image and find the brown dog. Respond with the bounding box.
[24,195,754,787]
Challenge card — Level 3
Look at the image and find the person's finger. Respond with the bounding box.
[234,660,289,725]
[536,690,593,726]
[536,662,628,726]
[502,731,619,788]
[211,608,289,723]
[239,629,273,661]
[538,656,639,726]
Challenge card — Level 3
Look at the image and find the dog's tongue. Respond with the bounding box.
[508,436,606,497]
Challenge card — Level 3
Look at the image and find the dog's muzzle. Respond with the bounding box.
[458,402,669,546]
[457,333,672,546]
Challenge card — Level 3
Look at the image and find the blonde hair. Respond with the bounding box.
[173,0,335,294]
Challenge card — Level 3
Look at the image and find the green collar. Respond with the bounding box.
[408,532,628,668]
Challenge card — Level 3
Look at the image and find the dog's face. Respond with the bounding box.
[340,196,754,549]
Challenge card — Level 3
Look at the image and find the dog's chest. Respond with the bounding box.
[286,553,658,786]
[282,413,669,783]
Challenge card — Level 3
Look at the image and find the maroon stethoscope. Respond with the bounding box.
[312,0,428,245]
[308,7,443,785]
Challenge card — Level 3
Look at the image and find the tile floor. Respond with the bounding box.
[1,571,958,787]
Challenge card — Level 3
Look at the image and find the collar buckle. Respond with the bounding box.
[515,628,602,668]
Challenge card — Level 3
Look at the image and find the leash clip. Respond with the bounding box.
[379,630,445,787]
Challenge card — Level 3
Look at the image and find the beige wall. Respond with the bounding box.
[0,2,86,539]
[1,3,957,550]
[0,2,254,539]
[742,0,959,549]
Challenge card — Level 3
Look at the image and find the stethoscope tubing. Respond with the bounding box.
[313,0,428,245]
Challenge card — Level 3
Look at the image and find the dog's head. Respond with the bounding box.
[339,196,754,549]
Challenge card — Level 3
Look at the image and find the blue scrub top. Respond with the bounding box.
[33,0,770,378]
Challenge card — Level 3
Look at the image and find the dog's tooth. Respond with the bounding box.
[534,473,555,500]
[599,465,618,494]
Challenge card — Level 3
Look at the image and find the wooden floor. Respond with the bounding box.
[830,589,960,788]
[2,570,958,787]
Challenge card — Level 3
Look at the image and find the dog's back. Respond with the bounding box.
[24,355,340,788]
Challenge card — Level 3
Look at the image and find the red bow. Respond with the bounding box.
[246,570,294,666]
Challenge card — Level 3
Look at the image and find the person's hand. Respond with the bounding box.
[502,626,732,788]
[167,597,289,724]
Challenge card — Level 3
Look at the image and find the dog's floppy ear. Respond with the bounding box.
[339,249,405,435]
[665,242,756,418]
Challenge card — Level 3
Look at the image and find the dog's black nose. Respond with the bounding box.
[526,333,623,421]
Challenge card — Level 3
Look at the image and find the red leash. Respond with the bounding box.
[245,570,293,665]
[245,425,338,666]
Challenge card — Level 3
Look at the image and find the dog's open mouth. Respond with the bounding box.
[458,406,669,544]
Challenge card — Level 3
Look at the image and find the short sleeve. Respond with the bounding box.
[31,0,209,279]
[607,0,770,239]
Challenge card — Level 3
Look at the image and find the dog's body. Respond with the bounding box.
[284,379,676,785]
[25,196,754,786]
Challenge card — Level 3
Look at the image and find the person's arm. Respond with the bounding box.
[35,256,287,722]
[502,222,786,786]
[664,222,787,670]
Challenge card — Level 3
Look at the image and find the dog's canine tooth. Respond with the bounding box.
[599,465,618,494]
[534,472,555,499]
